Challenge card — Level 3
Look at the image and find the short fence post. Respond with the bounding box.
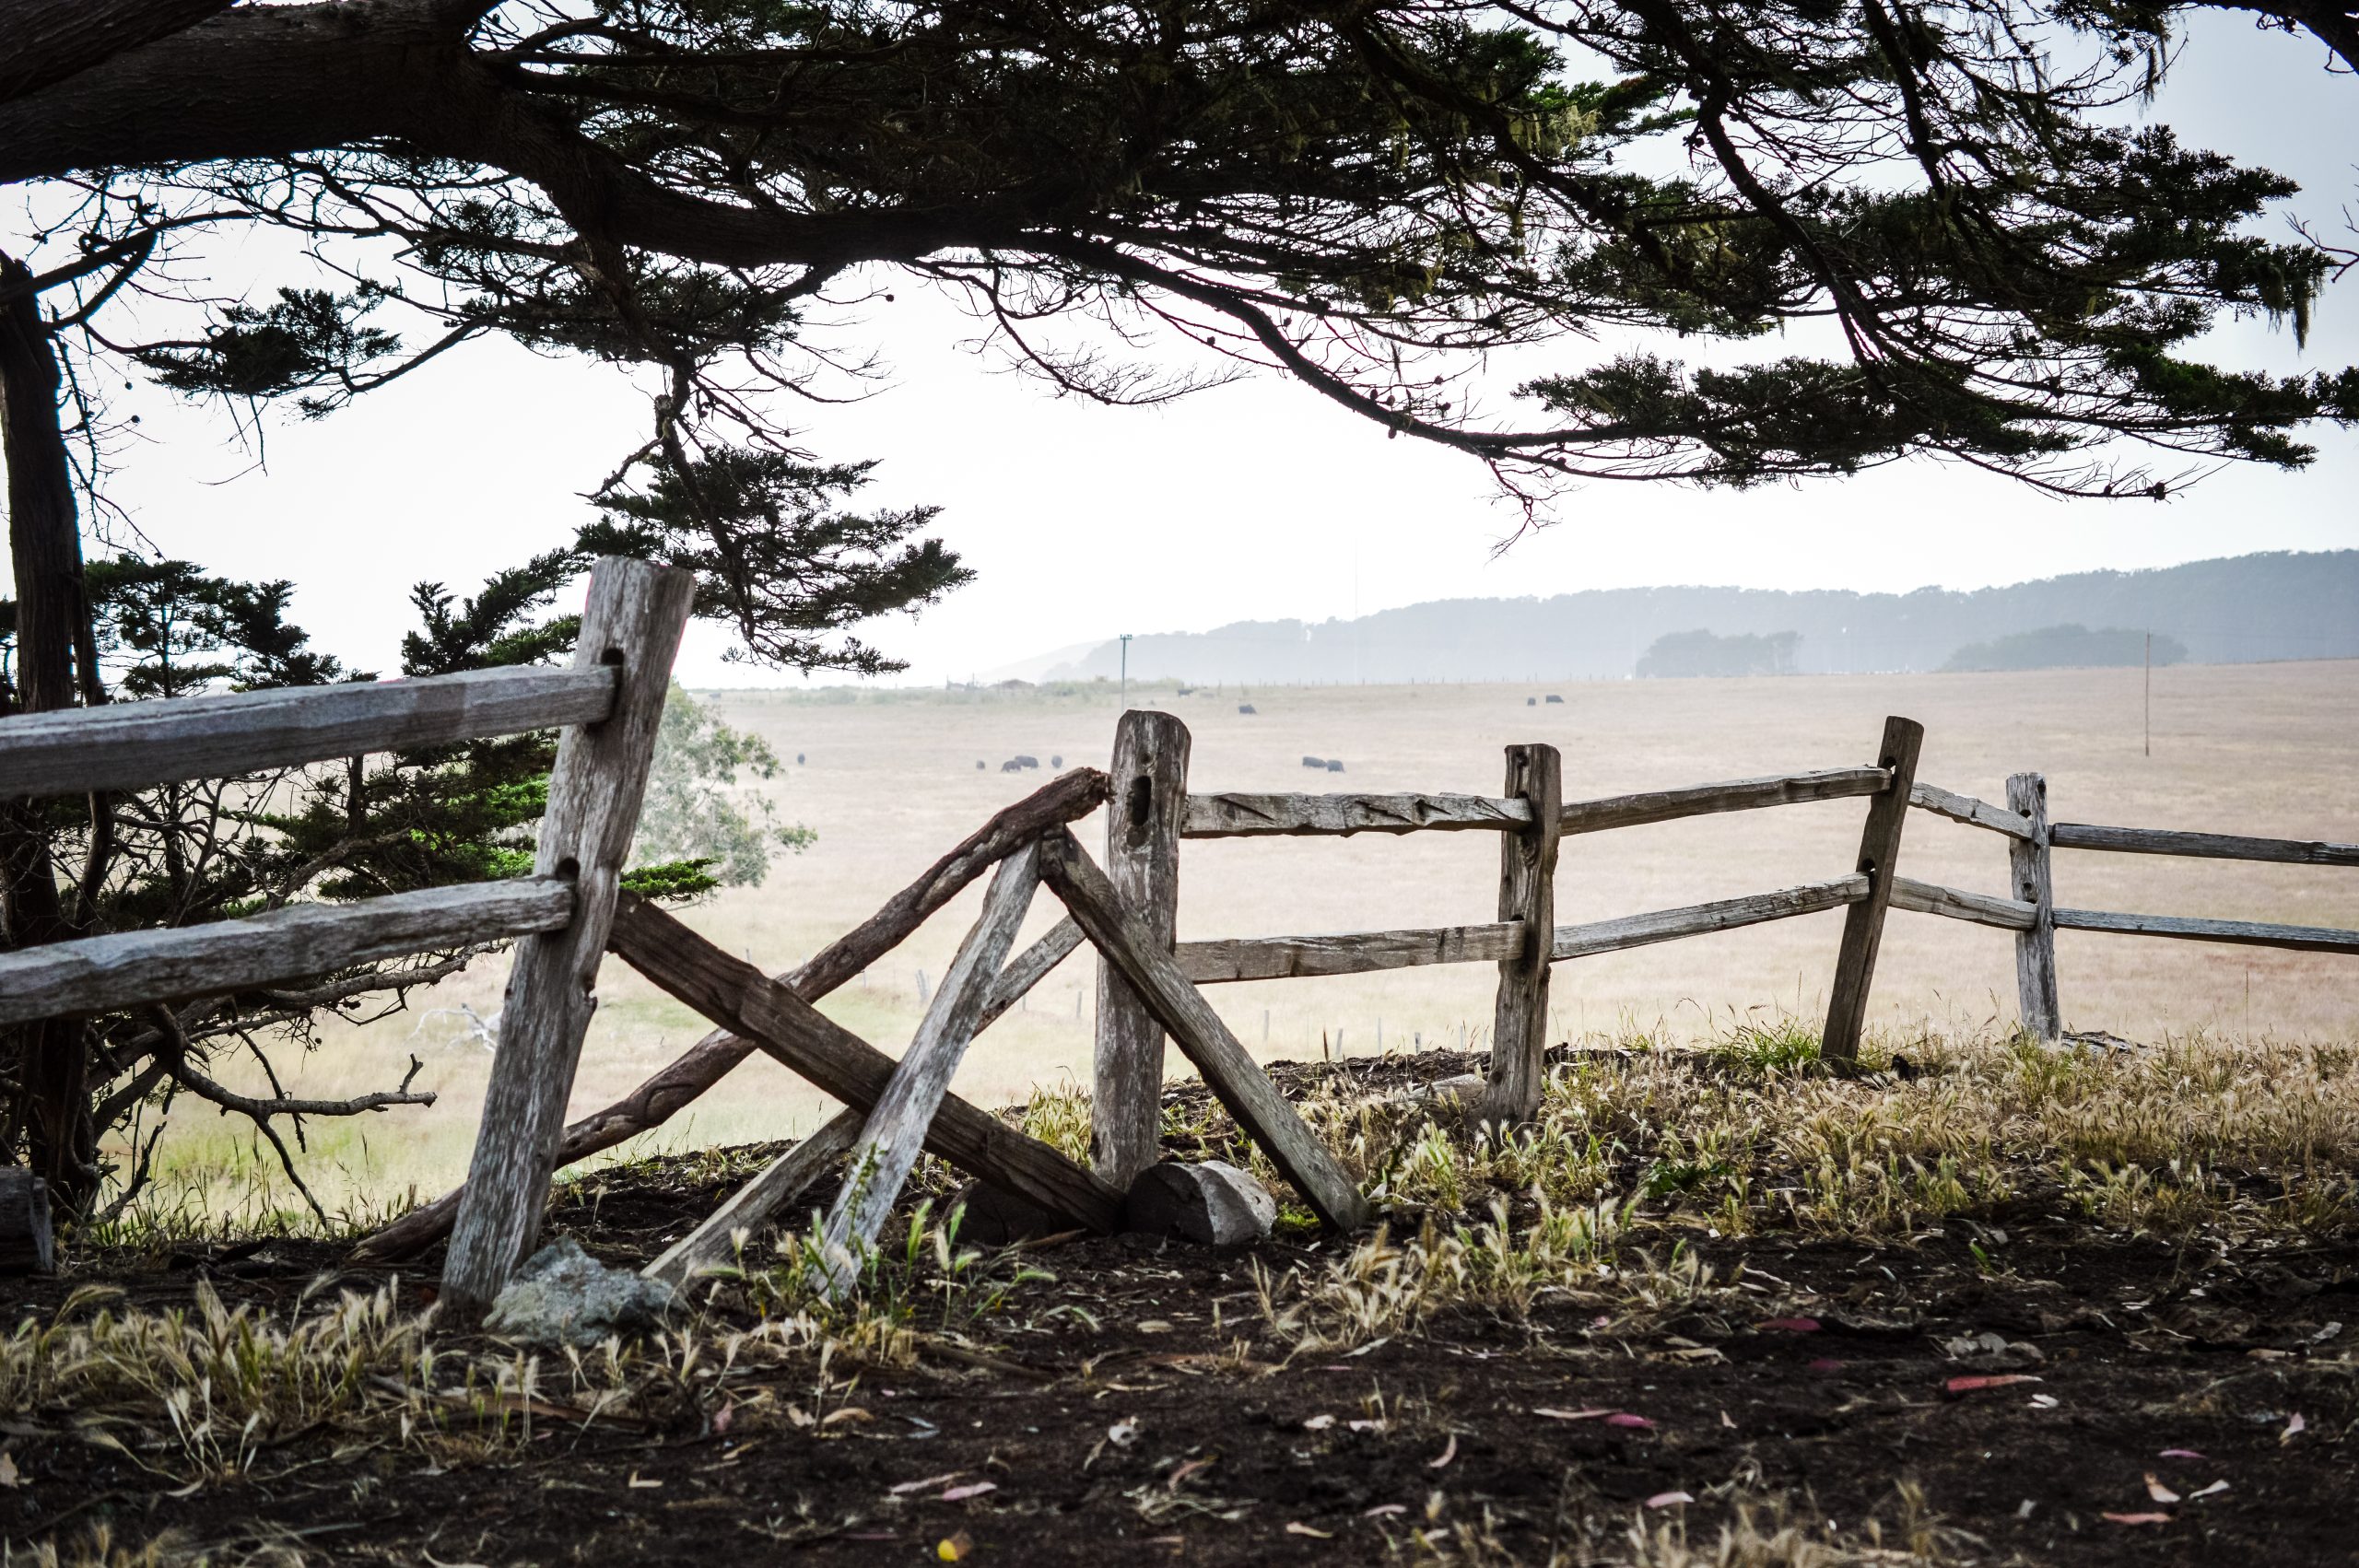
[1091,709,1191,1186]
[1482,743,1562,1125]
[1820,715,1924,1065]
[2006,771,2062,1042]
[442,557,696,1312]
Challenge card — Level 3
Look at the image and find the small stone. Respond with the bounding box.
[483,1237,676,1349]
[1125,1161,1276,1246]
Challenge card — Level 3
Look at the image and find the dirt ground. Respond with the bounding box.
[10,1054,2355,1567]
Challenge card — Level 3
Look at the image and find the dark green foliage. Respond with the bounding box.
[1637,629,1802,679]
[1942,625,2189,673]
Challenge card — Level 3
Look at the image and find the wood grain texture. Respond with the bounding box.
[1559,766,1887,837]
[2006,773,2062,1040]
[0,662,616,800]
[1038,829,1369,1231]
[443,557,696,1312]
[2049,823,2359,867]
[1821,718,1923,1064]
[1094,710,1191,1187]
[979,918,1083,1030]
[1181,791,1529,838]
[347,768,1109,1266]
[1888,875,2036,930]
[819,846,1041,1293]
[1909,781,2035,840]
[1178,921,1525,983]
[641,1109,861,1287]
[2051,907,2359,954]
[606,892,1126,1233]
[1551,877,1869,960]
[0,877,573,1027]
[1484,744,1562,1126]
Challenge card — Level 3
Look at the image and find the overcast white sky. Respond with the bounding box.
[93,15,2359,687]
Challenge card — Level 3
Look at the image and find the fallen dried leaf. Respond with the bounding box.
[1943,1375,2042,1396]
[710,1402,734,1435]
[1532,1408,1614,1422]
[1109,1419,1141,1446]
[2282,1412,2306,1443]
[1645,1492,1694,1509]
[627,1472,663,1490]
[2102,1513,2173,1527]
[1345,1338,1391,1357]
[1301,1414,1336,1432]
[2190,1480,2230,1499]
[1285,1523,1334,1539]
[822,1407,874,1427]
[937,1529,973,1562]
[1364,1504,1407,1518]
[1757,1317,1821,1333]
[1605,1413,1654,1430]
[0,1454,20,1490]
[2143,1473,2180,1504]
[1428,1434,1457,1469]
[2158,1449,2204,1459]
[1168,1457,1217,1493]
[1136,1321,1174,1335]
[942,1482,998,1504]
[892,1471,967,1496]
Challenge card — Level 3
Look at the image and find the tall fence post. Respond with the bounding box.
[1092,709,1191,1187]
[1820,715,1924,1065]
[2006,771,2062,1041]
[1482,743,1562,1125]
[442,557,696,1312]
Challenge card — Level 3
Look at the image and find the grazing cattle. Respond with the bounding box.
[1301,755,1326,768]
[1050,755,1062,767]
[1326,759,1345,773]
[1545,694,1565,704]
[1015,755,1039,768]
[796,752,805,764]
[1526,696,1536,706]
[1001,758,1025,772]
[1238,704,1257,715]
[976,760,986,770]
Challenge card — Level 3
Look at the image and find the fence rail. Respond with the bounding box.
[2049,823,2359,867]
[0,662,618,800]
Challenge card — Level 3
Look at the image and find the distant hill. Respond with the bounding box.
[1041,551,2359,683]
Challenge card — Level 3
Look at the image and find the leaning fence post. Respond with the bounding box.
[1819,715,1924,1065]
[2006,771,2062,1042]
[1092,708,1191,1186]
[442,556,696,1312]
[1481,743,1562,1125]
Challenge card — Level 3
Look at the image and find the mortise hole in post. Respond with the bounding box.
[599,647,625,667]
[1125,775,1153,843]
[554,856,581,882]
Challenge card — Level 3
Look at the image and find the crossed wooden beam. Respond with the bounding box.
[618,822,1368,1293]
[378,769,1371,1305]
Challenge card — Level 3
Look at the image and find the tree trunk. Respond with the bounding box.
[0,253,98,1213]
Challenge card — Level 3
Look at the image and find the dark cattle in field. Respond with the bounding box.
[1015,755,1039,768]
[796,752,805,764]
[1301,755,1326,768]
[1051,755,1062,767]
[1326,759,1345,773]
[1545,695,1565,704]
[1526,696,1536,706]
[1002,758,1025,772]
[1238,704,1258,715]
[976,760,986,770]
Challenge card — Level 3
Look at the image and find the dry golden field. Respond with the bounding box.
[135,658,2359,1223]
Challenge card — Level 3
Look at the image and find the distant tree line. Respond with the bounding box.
[1942,626,2188,673]
[1637,629,1802,678]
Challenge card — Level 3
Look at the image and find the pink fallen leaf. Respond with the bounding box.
[2282,1412,2306,1442]
[2190,1480,2230,1499]
[710,1402,735,1435]
[1285,1522,1334,1539]
[2143,1473,2180,1504]
[1168,1457,1217,1494]
[1644,1491,1694,1509]
[1808,1358,1846,1374]
[1428,1434,1457,1469]
[1756,1317,1821,1333]
[1363,1504,1407,1518]
[1533,1408,1614,1422]
[940,1481,998,1504]
[2158,1449,2204,1460]
[892,1471,967,1496]
[1605,1413,1654,1430]
[1944,1375,2042,1396]
[2102,1513,2173,1527]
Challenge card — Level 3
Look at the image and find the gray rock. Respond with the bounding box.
[483,1237,676,1348]
[1125,1161,1276,1246]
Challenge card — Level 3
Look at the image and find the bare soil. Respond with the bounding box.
[12,1056,2357,1566]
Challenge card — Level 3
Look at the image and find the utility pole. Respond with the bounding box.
[2143,631,2152,758]
[1120,633,1133,710]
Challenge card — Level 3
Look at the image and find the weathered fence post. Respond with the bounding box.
[1820,715,1924,1065]
[1092,709,1191,1186]
[1482,743,1562,1125]
[2006,771,2062,1042]
[443,557,695,1312]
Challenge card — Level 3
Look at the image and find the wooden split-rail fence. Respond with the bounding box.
[2,571,2352,1298]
